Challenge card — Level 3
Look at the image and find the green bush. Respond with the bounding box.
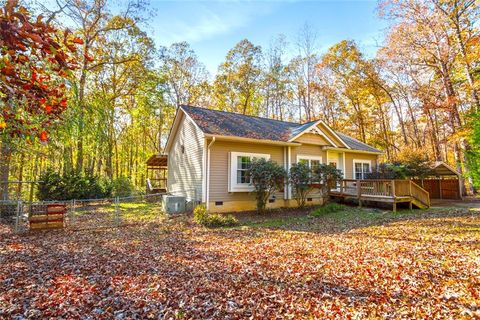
[193,205,238,228]
[310,203,346,217]
[366,163,406,179]
[247,158,286,213]
[37,169,111,201]
[111,176,134,197]
[289,162,314,208]
[314,164,343,204]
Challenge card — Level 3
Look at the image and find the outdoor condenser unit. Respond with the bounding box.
[163,195,186,214]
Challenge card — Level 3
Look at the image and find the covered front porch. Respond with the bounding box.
[329,179,430,212]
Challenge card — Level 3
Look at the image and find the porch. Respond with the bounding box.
[329,179,430,212]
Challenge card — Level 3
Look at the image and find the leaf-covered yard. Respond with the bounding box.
[1,205,479,319]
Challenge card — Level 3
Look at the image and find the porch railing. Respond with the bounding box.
[332,179,430,207]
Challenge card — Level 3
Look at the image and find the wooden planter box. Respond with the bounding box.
[29,204,66,230]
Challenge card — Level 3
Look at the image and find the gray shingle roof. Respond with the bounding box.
[335,132,383,153]
[181,105,382,153]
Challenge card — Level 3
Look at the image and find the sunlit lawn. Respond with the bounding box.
[1,203,478,319]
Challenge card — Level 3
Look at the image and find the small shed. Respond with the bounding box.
[414,162,463,200]
[146,154,168,194]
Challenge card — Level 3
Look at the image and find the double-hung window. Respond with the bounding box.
[353,160,371,180]
[297,155,322,183]
[229,152,270,192]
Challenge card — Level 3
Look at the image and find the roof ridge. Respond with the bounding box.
[181,105,310,126]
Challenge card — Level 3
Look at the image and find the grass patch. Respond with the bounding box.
[241,215,310,228]
[120,202,163,222]
[310,203,346,217]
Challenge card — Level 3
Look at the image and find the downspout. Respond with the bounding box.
[206,137,216,211]
[284,147,287,200]
[287,146,292,200]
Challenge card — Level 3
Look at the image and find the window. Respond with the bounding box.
[353,160,371,179]
[229,152,270,192]
[297,155,322,183]
[237,156,251,184]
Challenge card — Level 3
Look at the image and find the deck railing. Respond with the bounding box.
[410,180,430,207]
[331,179,430,206]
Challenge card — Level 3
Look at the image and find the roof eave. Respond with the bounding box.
[322,146,384,155]
[204,134,302,146]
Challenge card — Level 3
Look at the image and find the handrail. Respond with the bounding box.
[409,180,430,207]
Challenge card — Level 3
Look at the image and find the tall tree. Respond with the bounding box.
[0,0,78,200]
[49,0,147,174]
[262,35,291,120]
[160,42,210,107]
[213,39,263,115]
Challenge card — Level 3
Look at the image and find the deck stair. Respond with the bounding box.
[330,179,430,212]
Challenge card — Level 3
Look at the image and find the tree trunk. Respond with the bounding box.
[16,153,25,199]
[0,140,12,201]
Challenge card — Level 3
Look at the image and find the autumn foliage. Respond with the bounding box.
[0,0,80,142]
[0,207,479,318]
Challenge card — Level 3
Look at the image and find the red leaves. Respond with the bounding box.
[0,0,80,143]
[39,130,48,142]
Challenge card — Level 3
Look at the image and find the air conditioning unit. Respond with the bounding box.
[163,195,186,214]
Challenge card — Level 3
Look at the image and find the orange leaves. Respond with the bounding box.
[72,37,84,45]
[84,53,94,62]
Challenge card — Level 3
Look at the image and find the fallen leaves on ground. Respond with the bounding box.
[1,207,479,319]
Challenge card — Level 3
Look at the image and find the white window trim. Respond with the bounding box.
[229,152,270,192]
[296,155,323,183]
[353,159,372,180]
[296,154,323,164]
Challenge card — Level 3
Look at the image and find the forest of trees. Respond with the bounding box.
[1,0,479,200]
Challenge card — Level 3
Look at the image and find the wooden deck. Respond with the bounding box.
[330,179,430,212]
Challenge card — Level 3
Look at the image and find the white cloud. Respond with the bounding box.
[153,3,274,45]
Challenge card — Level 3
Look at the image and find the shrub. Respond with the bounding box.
[394,150,435,179]
[314,164,343,204]
[111,176,134,197]
[289,162,314,208]
[37,169,111,201]
[247,158,286,213]
[366,163,406,179]
[193,205,237,228]
[310,203,345,217]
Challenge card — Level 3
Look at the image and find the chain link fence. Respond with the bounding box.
[0,193,165,233]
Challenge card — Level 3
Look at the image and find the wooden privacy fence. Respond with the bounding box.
[413,178,461,200]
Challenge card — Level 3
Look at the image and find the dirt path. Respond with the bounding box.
[430,197,480,209]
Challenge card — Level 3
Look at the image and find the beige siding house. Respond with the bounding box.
[165,105,383,212]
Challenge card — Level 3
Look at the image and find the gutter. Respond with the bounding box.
[203,134,301,147]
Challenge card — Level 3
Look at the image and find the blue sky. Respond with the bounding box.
[148,0,388,74]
